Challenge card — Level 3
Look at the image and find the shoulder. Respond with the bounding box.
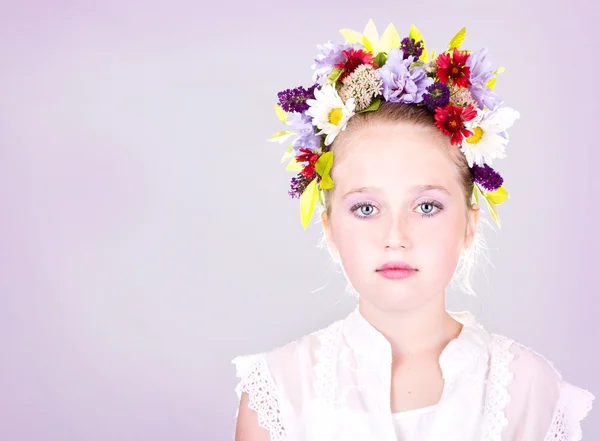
[232,316,345,394]
[231,317,345,439]
[490,333,595,439]
[505,336,563,384]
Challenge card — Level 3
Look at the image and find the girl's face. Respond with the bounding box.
[322,120,479,313]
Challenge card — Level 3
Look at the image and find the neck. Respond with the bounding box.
[358,295,463,360]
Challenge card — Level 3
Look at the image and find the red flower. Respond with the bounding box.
[296,148,320,179]
[434,104,478,145]
[335,49,378,81]
[435,48,472,88]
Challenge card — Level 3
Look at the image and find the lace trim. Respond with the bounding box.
[483,334,515,441]
[313,320,343,405]
[543,382,595,441]
[233,354,286,441]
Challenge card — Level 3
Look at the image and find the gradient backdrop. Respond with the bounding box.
[0,0,598,440]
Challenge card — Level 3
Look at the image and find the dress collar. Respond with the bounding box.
[341,306,490,381]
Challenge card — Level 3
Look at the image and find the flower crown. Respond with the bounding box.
[268,20,520,229]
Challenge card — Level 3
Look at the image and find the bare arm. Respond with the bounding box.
[234,392,272,441]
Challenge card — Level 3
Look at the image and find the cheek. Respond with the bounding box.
[330,217,375,273]
[416,215,465,274]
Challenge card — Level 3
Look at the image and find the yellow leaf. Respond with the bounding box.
[486,185,509,205]
[280,145,293,163]
[430,49,436,60]
[447,27,467,51]
[362,19,380,52]
[315,151,335,189]
[339,28,364,44]
[300,178,318,229]
[274,104,287,123]
[409,24,428,62]
[362,35,374,54]
[494,66,505,75]
[409,24,423,43]
[486,77,497,89]
[379,23,401,54]
[482,191,502,229]
[268,130,295,143]
[286,158,303,171]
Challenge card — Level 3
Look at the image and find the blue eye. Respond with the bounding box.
[416,200,443,217]
[350,202,378,219]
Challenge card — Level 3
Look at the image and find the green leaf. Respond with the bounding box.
[358,98,381,113]
[328,68,344,83]
[314,151,334,189]
[447,27,467,51]
[374,52,388,67]
[300,178,318,229]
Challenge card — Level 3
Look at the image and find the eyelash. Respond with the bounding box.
[349,200,444,219]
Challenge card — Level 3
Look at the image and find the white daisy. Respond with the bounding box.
[305,84,356,146]
[460,107,520,167]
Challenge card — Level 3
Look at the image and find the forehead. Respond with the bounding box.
[332,121,461,191]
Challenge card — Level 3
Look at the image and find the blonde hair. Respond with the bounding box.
[317,101,489,296]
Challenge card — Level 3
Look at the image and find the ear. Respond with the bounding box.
[464,203,480,251]
[321,210,340,262]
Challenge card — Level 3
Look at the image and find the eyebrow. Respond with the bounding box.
[342,184,452,199]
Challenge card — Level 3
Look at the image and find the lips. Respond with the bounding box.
[376,261,416,271]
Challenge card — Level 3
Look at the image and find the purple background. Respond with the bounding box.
[0,1,598,439]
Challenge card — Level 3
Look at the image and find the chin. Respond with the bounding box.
[359,285,435,314]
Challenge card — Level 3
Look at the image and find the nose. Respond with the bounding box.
[384,214,412,250]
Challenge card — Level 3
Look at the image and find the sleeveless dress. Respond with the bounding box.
[232,307,594,441]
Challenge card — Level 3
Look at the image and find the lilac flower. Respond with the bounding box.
[422,82,450,111]
[466,48,503,111]
[286,112,321,153]
[277,84,318,113]
[471,163,503,192]
[311,41,361,84]
[379,48,433,104]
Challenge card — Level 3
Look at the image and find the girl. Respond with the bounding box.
[232,21,594,441]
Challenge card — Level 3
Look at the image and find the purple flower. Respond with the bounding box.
[311,41,361,84]
[277,84,318,113]
[379,48,433,104]
[400,37,424,60]
[286,112,321,153]
[471,163,503,192]
[422,82,450,111]
[466,48,503,111]
[288,173,312,199]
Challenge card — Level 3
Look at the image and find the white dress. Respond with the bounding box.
[392,405,437,440]
[232,307,594,441]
